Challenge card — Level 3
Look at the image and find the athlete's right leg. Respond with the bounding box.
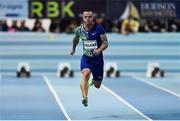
[80,54,91,106]
[81,68,91,107]
[81,68,91,99]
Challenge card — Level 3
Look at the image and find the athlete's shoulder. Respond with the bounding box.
[75,24,83,31]
[95,24,105,34]
[74,24,83,35]
[95,24,103,28]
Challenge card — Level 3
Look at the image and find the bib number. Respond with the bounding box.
[84,40,97,50]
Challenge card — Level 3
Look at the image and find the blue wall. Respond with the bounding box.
[0,33,179,75]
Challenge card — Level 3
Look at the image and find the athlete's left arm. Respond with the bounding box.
[97,34,108,54]
[93,34,108,55]
[99,34,108,51]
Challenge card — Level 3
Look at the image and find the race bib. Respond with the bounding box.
[84,40,97,50]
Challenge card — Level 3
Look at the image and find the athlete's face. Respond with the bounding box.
[83,11,94,25]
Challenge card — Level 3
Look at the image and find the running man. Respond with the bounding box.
[70,10,108,107]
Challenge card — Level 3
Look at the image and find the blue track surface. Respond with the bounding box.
[1,75,180,120]
[47,76,145,120]
[103,76,180,120]
[0,75,66,120]
[1,32,180,120]
[138,76,180,94]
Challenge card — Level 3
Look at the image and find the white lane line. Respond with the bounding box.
[132,75,180,98]
[43,74,71,121]
[102,84,152,121]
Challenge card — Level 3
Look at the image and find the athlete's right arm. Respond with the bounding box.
[70,35,79,56]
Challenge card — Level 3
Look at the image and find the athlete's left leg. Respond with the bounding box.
[91,58,104,88]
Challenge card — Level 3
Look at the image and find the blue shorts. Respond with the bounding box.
[80,54,104,82]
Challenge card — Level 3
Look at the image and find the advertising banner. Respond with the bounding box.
[0,0,28,19]
[132,0,180,20]
[29,0,106,18]
[0,0,179,20]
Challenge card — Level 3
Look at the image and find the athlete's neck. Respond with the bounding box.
[84,23,94,31]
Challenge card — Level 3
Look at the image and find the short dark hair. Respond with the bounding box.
[82,9,93,13]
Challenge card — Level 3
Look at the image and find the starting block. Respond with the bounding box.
[105,62,120,78]
[16,62,31,78]
[57,63,74,77]
[146,62,165,78]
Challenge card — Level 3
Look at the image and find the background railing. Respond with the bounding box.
[0,33,179,76]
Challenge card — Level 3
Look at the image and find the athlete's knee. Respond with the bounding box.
[83,71,90,80]
[94,81,102,88]
[83,71,90,77]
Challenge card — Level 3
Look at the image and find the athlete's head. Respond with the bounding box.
[82,11,94,25]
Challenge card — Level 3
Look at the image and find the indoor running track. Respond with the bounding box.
[0,74,180,120]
